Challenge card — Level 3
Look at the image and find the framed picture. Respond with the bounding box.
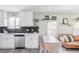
[76,17,79,22]
[52,16,57,20]
[45,15,49,20]
[63,18,68,24]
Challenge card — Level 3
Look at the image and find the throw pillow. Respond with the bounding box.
[68,34,74,42]
[63,35,69,42]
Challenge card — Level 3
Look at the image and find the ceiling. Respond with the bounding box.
[0,5,79,13]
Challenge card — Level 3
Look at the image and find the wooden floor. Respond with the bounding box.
[0,49,40,53]
[1,47,79,53]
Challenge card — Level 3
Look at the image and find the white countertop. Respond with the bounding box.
[43,36,61,43]
[0,33,38,35]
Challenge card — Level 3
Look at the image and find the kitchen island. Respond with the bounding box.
[40,35,62,53]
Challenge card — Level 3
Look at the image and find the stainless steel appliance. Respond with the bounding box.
[15,35,25,49]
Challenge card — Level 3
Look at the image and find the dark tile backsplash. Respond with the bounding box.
[0,26,39,33]
[21,26,39,33]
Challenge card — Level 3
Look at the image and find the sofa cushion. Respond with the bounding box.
[63,35,69,42]
[59,35,64,43]
[64,42,79,48]
[60,34,75,43]
[68,34,74,42]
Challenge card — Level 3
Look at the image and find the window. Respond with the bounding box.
[4,12,20,29]
[47,21,57,37]
[4,18,8,26]
[9,17,15,28]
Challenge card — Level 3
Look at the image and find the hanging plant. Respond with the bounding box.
[34,18,39,25]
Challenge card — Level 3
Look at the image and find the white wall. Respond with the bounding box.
[34,12,79,36]
[0,10,4,26]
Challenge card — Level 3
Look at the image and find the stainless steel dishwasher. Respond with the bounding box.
[14,35,25,49]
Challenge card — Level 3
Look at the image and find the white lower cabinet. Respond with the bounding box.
[0,33,39,49]
[7,36,14,49]
[0,36,7,49]
[25,34,38,49]
[0,34,14,49]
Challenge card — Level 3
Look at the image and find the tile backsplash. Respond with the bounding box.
[0,26,39,33]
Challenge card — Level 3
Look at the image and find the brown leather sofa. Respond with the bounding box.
[59,34,79,48]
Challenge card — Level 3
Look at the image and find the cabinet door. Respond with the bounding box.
[7,36,14,49]
[25,34,33,48]
[20,11,33,26]
[31,34,38,48]
[0,35,14,49]
[0,36,8,49]
[25,34,38,48]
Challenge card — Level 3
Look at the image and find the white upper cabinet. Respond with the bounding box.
[20,11,33,26]
[0,10,4,26]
